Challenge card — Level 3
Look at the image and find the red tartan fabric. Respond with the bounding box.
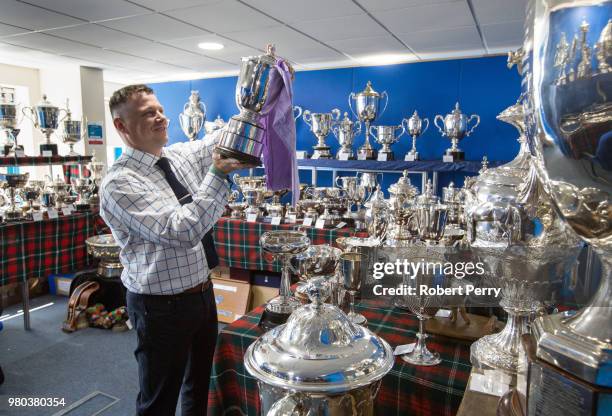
[213,217,368,272]
[208,297,471,416]
[0,211,105,285]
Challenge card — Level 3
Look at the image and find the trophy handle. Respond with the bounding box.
[331,123,340,138]
[433,115,445,136]
[421,117,430,135]
[335,176,343,188]
[348,93,357,119]
[369,125,376,139]
[354,120,362,136]
[331,108,341,121]
[21,107,38,128]
[201,102,207,118]
[58,108,70,123]
[466,115,480,137]
[379,91,389,117]
[397,122,406,138]
[183,102,190,112]
[302,110,312,127]
[293,105,303,121]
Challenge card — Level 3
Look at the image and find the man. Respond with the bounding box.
[100,84,253,416]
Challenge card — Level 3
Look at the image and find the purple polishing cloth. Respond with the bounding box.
[260,58,299,205]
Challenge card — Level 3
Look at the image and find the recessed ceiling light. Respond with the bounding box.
[198,42,224,51]
[356,53,415,66]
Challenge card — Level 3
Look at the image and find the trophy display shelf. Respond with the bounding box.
[295,158,504,173]
[0,154,93,167]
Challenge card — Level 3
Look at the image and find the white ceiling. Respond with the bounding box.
[0,0,527,83]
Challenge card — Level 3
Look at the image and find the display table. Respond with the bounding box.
[0,211,107,329]
[213,217,367,272]
[208,298,471,415]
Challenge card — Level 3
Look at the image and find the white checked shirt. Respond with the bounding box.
[99,135,229,295]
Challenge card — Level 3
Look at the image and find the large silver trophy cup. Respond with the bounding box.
[179,90,206,141]
[404,110,429,161]
[369,123,405,161]
[23,94,67,156]
[302,108,341,159]
[332,112,361,160]
[434,102,480,162]
[61,99,85,156]
[349,81,389,160]
[522,0,612,411]
[0,87,23,157]
[217,45,282,166]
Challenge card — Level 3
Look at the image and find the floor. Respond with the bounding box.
[0,294,224,416]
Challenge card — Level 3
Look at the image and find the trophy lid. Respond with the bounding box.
[357,81,381,97]
[365,185,387,209]
[389,170,418,197]
[244,277,393,392]
[37,94,57,108]
[416,180,439,205]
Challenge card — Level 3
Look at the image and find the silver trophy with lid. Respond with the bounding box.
[0,87,23,157]
[349,81,389,160]
[217,45,285,166]
[302,108,341,159]
[331,112,361,160]
[23,94,68,156]
[434,102,480,162]
[179,90,206,141]
[404,110,429,161]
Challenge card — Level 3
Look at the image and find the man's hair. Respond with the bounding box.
[109,84,154,117]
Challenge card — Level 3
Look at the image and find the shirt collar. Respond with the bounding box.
[123,147,165,171]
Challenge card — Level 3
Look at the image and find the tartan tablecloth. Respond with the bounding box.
[213,217,367,272]
[208,298,471,416]
[0,212,107,285]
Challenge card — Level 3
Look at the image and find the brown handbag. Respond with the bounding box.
[62,281,100,333]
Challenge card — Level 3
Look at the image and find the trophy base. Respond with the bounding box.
[405,152,419,161]
[357,146,377,160]
[443,149,464,162]
[336,150,355,160]
[75,203,91,212]
[40,143,58,157]
[471,333,520,375]
[522,333,612,416]
[258,308,291,330]
[377,151,394,161]
[312,146,332,159]
[4,209,24,222]
[216,146,262,166]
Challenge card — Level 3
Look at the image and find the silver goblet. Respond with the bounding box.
[340,251,367,325]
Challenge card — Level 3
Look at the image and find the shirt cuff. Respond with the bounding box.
[208,165,226,179]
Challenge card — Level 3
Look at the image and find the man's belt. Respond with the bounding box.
[183,279,213,294]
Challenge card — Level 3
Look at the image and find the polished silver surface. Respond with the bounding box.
[387,170,419,244]
[525,0,612,387]
[332,112,361,160]
[179,90,206,141]
[293,105,303,121]
[22,94,66,144]
[434,102,480,159]
[0,173,29,221]
[86,234,123,278]
[340,252,367,325]
[350,81,388,160]
[363,185,389,242]
[260,231,310,315]
[303,109,341,159]
[369,124,405,160]
[404,110,429,161]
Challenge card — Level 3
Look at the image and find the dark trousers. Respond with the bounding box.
[126,285,218,416]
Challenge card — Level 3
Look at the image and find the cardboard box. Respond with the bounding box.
[211,266,230,280]
[212,277,251,323]
[249,285,279,311]
[48,274,75,296]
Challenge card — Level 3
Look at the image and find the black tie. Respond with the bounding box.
[156,157,219,269]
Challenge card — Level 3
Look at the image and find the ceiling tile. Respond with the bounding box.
[291,14,387,42]
[163,34,260,55]
[398,26,484,53]
[285,45,348,62]
[373,2,474,34]
[127,0,221,12]
[328,35,408,55]
[225,25,339,55]
[418,49,486,61]
[24,0,150,22]
[111,41,206,63]
[242,0,362,23]
[165,0,278,33]
[358,0,463,12]
[61,47,159,70]
[45,24,149,49]
[472,0,527,25]
[100,13,210,41]
[481,20,524,48]
[0,0,84,30]
[1,32,95,54]
[0,22,31,38]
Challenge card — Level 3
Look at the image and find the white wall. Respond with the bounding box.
[103,81,126,166]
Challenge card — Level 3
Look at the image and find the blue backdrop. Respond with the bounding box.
[151,55,521,193]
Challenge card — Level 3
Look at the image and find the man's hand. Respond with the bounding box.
[212,149,258,174]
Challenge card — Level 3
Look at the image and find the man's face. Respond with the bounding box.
[114,92,168,152]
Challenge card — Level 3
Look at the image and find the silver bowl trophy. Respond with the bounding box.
[23,94,67,157]
[303,108,341,159]
[179,90,206,141]
[369,123,405,161]
[517,1,612,414]
[404,110,429,161]
[290,244,341,303]
[71,177,94,212]
[0,87,24,157]
[217,45,282,166]
[61,99,85,156]
[86,234,123,279]
[332,112,361,160]
[21,181,43,220]
[0,173,29,221]
[434,102,480,162]
[259,231,310,328]
[244,277,393,416]
[349,81,389,160]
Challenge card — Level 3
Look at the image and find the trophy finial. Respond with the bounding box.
[480,156,489,172]
[265,44,276,56]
